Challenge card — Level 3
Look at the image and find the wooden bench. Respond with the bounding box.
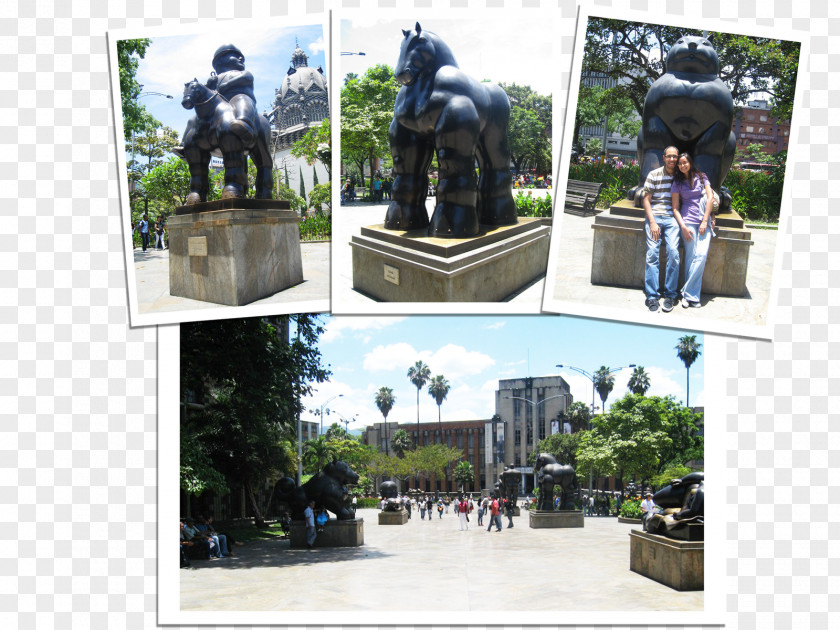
[564,179,604,216]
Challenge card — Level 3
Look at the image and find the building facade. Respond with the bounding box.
[266,42,330,202]
[732,99,791,157]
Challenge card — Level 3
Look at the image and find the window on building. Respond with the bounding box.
[457,432,463,449]
[515,428,521,446]
[746,114,754,120]
[759,115,767,122]
[746,126,754,132]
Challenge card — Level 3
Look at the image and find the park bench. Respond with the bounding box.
[564,179,604,216]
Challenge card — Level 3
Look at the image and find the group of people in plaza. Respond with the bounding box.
[513,173,551,189]
[133,213,167,251]
[383,493,517,532]
[642,146,717,312]
[340,174,393,204]
[179,515,238,568]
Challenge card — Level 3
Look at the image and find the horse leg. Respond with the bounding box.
[428,96,480,238]
[183,142,209,205]
[220,150,248,199]
[477,86,517,226]
[249,117,274,200]
[385,118,432,231]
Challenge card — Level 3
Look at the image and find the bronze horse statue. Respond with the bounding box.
[178,78,273,204]
[534,453,578,511]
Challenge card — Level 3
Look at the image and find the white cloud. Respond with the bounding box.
[362,342,419,372]
[484,322,506,330]
[362,342,495,379]
[309,36,326,55]
[321,316,406,343]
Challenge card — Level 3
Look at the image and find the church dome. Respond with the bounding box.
[278,44,328,101]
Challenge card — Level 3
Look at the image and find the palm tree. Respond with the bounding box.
[427,375,451,440]
[564,401,592,433]
[627,365,651,396]
[302,436,337,474]
[593,366,615,412]
[374,386,395,456]
[675,335,702,407]
[391,428,413,458]
[407,360,431,445]
[454,461,475,494]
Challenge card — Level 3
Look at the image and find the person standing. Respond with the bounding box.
[504,497,515,528]
[477,496,487,526]
[304,500,317,549]
[487,496,502,532]
[640,146,681,312]
[138,214,150,252]
[458,496,469,531]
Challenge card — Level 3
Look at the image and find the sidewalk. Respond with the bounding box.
[132,241,330,318]
[332,194,551,310]
[544,210,778,333]
[180,507,703,613]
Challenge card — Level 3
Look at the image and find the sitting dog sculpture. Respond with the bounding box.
[385,22,517,238]
[628,35,735,210]
[276,460,359,520]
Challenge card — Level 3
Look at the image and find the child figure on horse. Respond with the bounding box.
[206,44,258,145]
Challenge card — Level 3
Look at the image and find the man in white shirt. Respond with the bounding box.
[304,500,317,549]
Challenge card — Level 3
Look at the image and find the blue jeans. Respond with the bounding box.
[680,223,711,302]
[644,215,680,299]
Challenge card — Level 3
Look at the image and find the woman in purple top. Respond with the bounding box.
[671,153,715,308]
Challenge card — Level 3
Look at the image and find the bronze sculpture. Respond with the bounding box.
[276,460,359,521]
[499,464,521,504]
[643,472,704,536]
[385,23,517,238]
[379,480,398,499]
[534,453,578,511]
[179,44,273,204]
[628,36,735,210]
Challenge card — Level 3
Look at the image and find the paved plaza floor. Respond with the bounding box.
[131,241,330,319]
[544,210,778,333]
[180,508,703,613]
[331,195,549,311]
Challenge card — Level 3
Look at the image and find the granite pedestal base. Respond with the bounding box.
[378,509,409,525]
[168,200,303,306]
[591,200,753,297]
[350,218,550,302]
[629,529,703,591]
[529,510,584,528]
[289,518,364,548]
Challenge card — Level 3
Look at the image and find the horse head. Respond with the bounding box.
[181,78,213,111]
[534,453,556,471]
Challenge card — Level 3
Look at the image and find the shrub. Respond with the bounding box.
[299,211,331,241]
[514,191,553,218]
[354,497,381,509]
[619,498,642,519]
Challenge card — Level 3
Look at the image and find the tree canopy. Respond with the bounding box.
[116,38,156,141]
[583,18,801,121]
[180,315,330,526]
[499,83,552,175]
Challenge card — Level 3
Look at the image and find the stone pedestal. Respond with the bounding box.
[378,509,409,525]
[290,518,364,548]
[590,200,753,297]
[168,199,303,306]
[528,510,584,528]
[350,218,550,302]
[629,529,703,591]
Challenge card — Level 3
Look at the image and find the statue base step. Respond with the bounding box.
[629,529,704,591]
[289,518,364,548]
[378,509,409,525]
[591,200,753,297]
[350,218,550,302]
[528,509,584,528]
[167,202,303,306]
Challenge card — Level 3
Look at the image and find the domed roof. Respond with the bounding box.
[279,64,327,101]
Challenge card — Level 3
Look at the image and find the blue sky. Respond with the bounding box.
[124,22,327,144]
[300,315,705,434]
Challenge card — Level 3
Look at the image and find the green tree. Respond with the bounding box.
[583,19,800,120]
[535,432,583,469]
[308,182,331,212]
[627,365,651,396]
[500,83,552,175]
[298,165,306,200]
[180,315,330,527]
[116,38,154,141]
[290,117,331,180]
[675,335,702,407]
[407,361,431,444]
[130,124,181,218]
[572,82,640,154]
[140,156,191,214]
[340,64,401,189]
[585,137,603,156]
[391,428,413,458]
[374,387,395,457]
[563,401,592,433]
[302,436,338,474]
[454,461,475,493]
[593,366,616,412]
[427,375,451,437]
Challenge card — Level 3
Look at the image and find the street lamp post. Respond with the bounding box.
[319,394,344,437]
[504,394,572,493]
[556,363,635,509]
[335,411,358,436]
